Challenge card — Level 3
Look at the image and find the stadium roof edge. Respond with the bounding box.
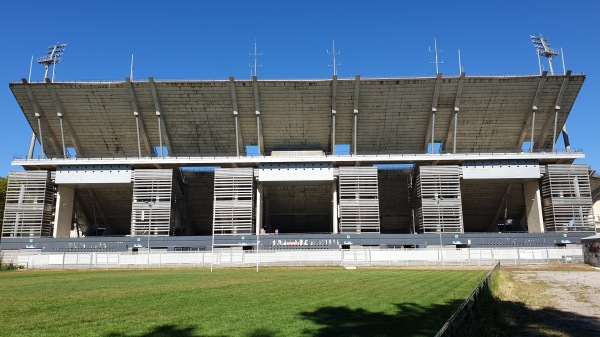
[10,72,586,84]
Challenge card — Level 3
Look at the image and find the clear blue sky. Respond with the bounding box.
[1,1,599,176]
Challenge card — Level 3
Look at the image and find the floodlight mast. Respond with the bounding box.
[249,40,262,77]
[37,43,67,81]
[530,35,559,75]
[429,37,443,74]
[327,39,341,76]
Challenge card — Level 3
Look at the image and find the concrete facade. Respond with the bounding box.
[2,73,596,248]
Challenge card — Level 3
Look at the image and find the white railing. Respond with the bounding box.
[1,247,583,270]
[13,148,584,162]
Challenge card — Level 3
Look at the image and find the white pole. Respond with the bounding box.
[561,48,566,75]
[147,202,152,267]
[52,61,56,82]
[458,49,462,74]
[434,38,439,74]
[28,55,33,82]
[130,54,134,80]
[211,222,215,272]
[157,114,163,157]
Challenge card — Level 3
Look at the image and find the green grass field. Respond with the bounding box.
[0,267,487,337]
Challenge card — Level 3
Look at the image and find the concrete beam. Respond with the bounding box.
[149,77,173,156]
[524,180,544,233]
[229,76,244,156]
[53,185,74,238]
[444,72,465,153]
[423,73,443,153]
[332,179,338,234]
[331,75,338,154]
[126,78,152,156]
[515,72,547,150]
[45,79,86,158]
[255,182,263,234]
[21,79,61,155]
[537,71,571,150]
[352,75,360,155]
[252,76,264,155]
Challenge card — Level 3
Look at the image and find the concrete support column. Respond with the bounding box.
[255,182,263,235]
[53,185,74,238]
[332,180,338,234]
[27,132,36,159]
[592,200,600,233]
[562,124,571,152]
[523,180,544,233]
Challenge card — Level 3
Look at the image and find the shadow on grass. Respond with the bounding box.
[471,290,600,337]
[300,297,600,337]
[299,301,463,337]
[104,325,208,337]
[102,296,600,337]
[104,325,279,337]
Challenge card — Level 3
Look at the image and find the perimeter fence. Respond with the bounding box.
[0,247,582,269]
[435,262,501,336]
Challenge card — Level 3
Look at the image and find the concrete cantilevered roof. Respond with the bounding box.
[9,73,584,158]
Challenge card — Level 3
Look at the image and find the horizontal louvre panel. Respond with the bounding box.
[131,169,173,236]
[2,171,54,237]
[338,167,380,233]
[542,164,594,232]
[213,168,254,235]
[416,166,463,233]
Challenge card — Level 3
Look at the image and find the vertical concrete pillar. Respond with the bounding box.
[523,180,544,233]
[332,180,338,234]
[255,182,262,235]
[592,200,600,233]
[53,185,74,238]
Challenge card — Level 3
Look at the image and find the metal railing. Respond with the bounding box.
[435,262,501,337]
[13,148,584,162]
[0,247,583,270]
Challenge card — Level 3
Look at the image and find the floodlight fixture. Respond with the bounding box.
[37,43,67,80]
[530,35,559,74]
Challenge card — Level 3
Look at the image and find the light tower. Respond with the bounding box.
[327,39,341,76]
[37,43,67,81]
[531,35,559,75]
[249,40,262,77]
[429,37,443,74]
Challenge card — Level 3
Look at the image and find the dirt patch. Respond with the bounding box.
[493,264,600,335]
[512,268,600,318]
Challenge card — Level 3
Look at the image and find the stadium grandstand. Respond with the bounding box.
[2,43,599,252]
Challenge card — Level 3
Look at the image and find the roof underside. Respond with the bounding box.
[10,74,585,158]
